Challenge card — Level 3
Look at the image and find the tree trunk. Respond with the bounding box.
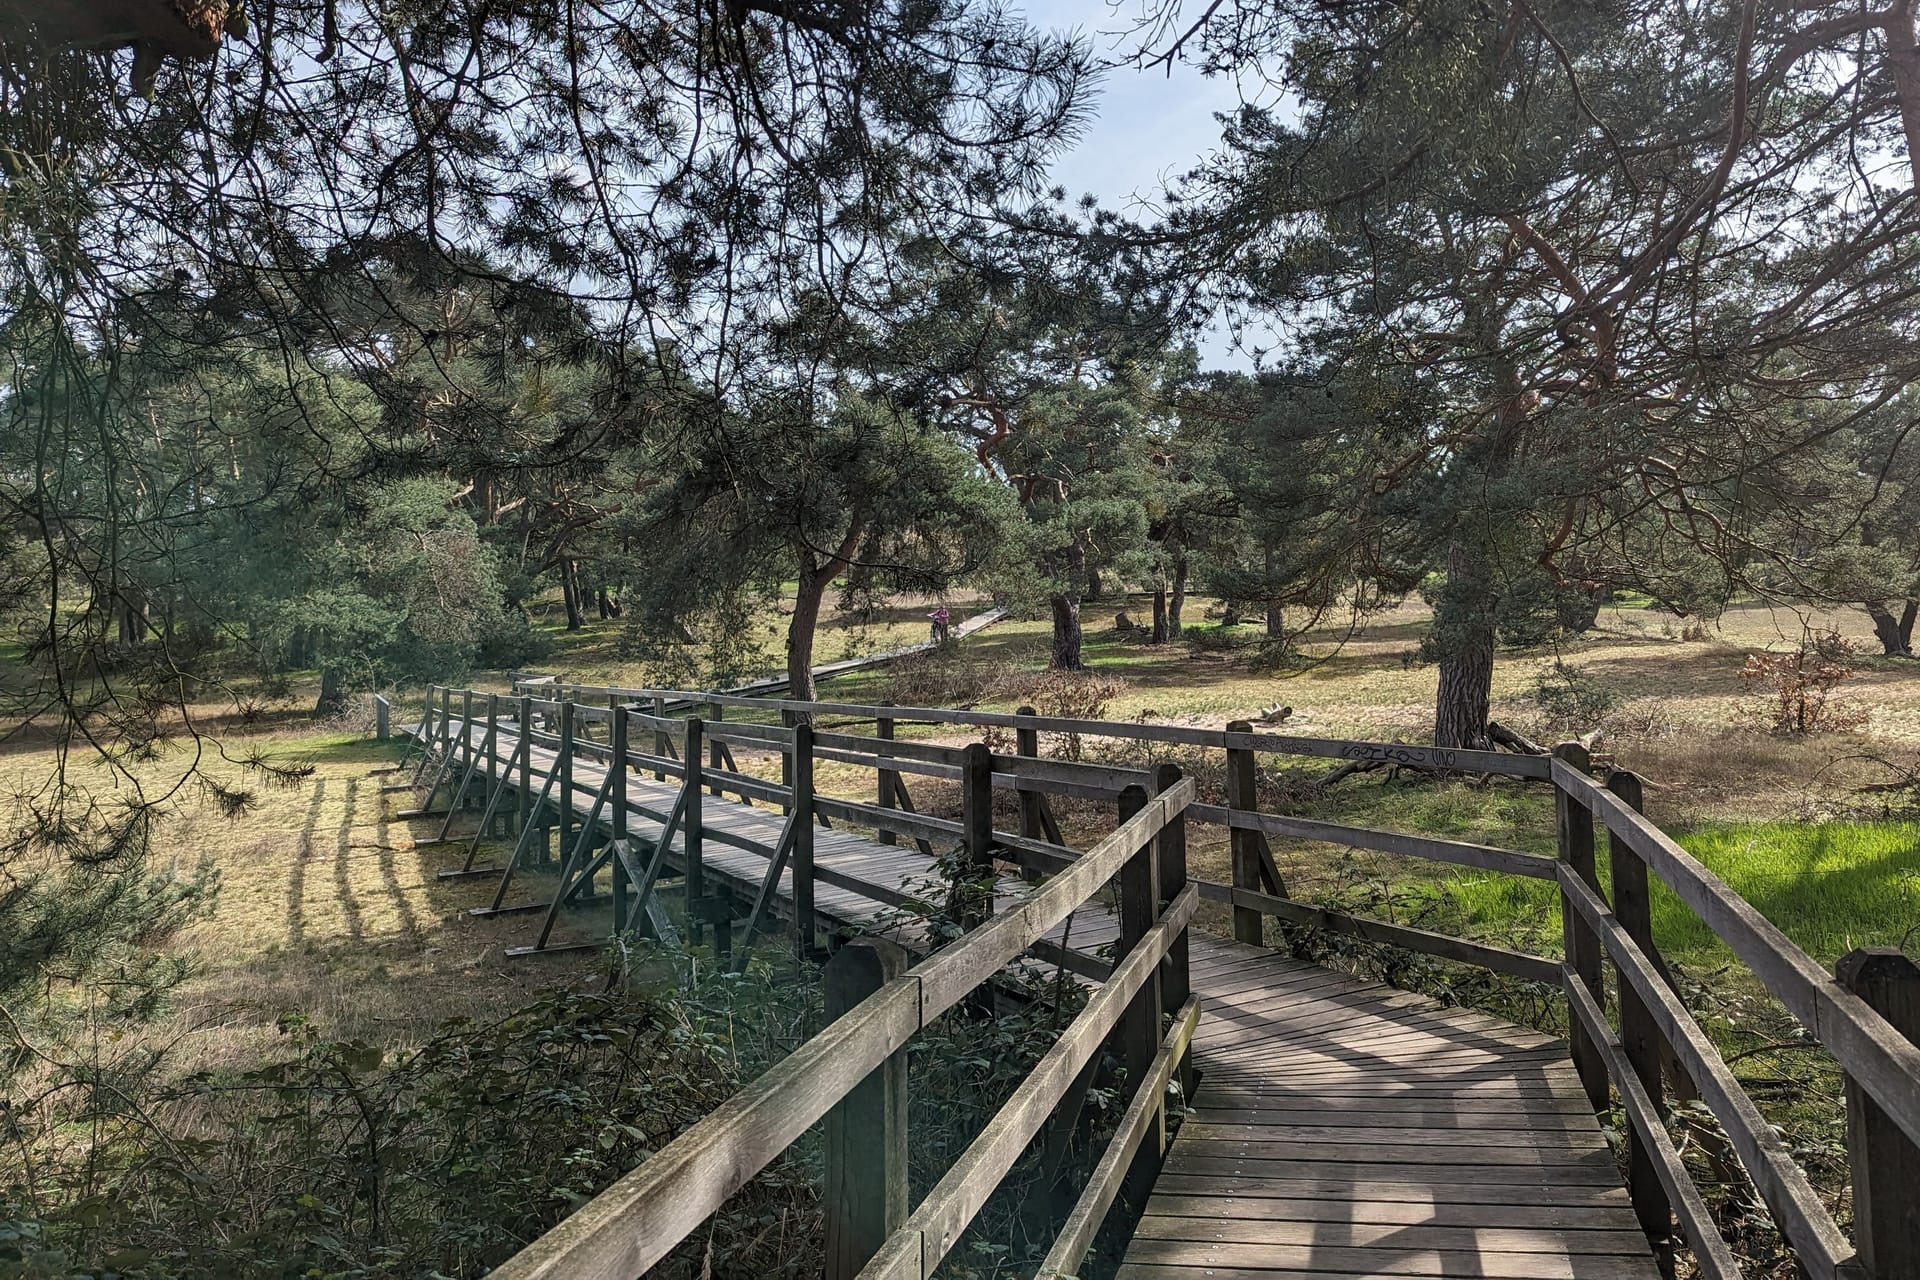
[1265,602,1284,638]
[1170,555,1188,636]
[314,665,349,718]
[1866,601,1917,656]
[787,521,865,703]
[1433,629,1495,749]
[1223,603,1242,627]
[1433,542,1496,750]
[1085,566,1103,603]
[788,561,833,702]
[596,586,614,620]
[561,560,584,630]
[1049,593,1083,670]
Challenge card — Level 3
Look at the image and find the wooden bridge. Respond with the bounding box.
[395,683,1920,1280]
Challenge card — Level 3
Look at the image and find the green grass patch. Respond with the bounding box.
[1658,819,1920,965]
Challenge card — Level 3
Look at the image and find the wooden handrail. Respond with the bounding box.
[509,681,1551,779]
[489,779,1195,1280]
[1559,868,1855,1277]
[1554,760,1920,1152]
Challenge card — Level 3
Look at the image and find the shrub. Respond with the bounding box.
[1528,661,1617,730]
[881,647,1004,707]
[1183,623,1256,653]
[6,987,816,1280]
[1739,630,1868,735]
[1002,669,1128,759]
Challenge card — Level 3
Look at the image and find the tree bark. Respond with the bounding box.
[1170,555,1188,636]
[1265,602,1284,638]
[1085,565,1103,603]
[561,559,584,630]
[1151,586,1169,644]
[1866,601,1917,656]
[1433,542,1496,750]
[789,563,833,702]
[314,665,349,718]
[787,521,866,703]
[1049,593,1083,670]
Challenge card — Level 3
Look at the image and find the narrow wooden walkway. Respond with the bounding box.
[1129,939,1656,1280]
[416,720,1657,1280]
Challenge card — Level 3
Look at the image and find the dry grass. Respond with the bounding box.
[3,724,606,1072]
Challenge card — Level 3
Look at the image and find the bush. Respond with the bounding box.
[881,647,1005,707]
[1183,623,1256,653]
[1740,630,1869,735]
[5,989,812,1280]
[1001,669,1128,759]
[1528,661,1617,730]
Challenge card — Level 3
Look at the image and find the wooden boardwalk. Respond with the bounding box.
[1129,939,1656,1280]
[415,715,1658,1280]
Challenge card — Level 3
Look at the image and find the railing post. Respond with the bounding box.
[780,707,798,814]
[791,721,815,960]
[1115,781,1161,1209]
[375,694,390,740]
[1015,705,1045,883]
[652,694,669,781]
[1554,741,1610,1113]
[685,715,705,942]
[611,707,630,935]
[875,704,897,846]
[953,742,995,930]
[484,694,501,821]
[456,689,476,805]
[1155,762,1193,1097]
[823,938,909,1280]
[1838,946,1920,1277]
[1225,720,1264,946]
[557,702,575,870]
[1606,769,1672,1265]
[708,699,725,796]
[516,695,533,834]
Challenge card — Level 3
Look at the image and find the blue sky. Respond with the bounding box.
[1020,2,1258,365]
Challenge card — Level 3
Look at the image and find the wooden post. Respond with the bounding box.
[374,695,390,740]
[1115,781,1161,1208]
[876,705,897,846]
[1606,770,1672,1263]
[780,707,798,814]
[685,715,705,942]
[1015,705,1044,883]
[1155,762,1193,1096]
[557,702,575,872]
[456,689,476,805]
[484,694,501,821]
[652,694,669,781]
[823,938,909,1280]
[1838,947,1920,1278]
[791,722,815,960]
[708,699,725,796]
[1225,720,1263,946]
[516,695,533,834]
[954,742,995,930]
[1555,741,1610,1113]
[611,707,630,934]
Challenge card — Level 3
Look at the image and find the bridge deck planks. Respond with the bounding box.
[413,720,1659,1279]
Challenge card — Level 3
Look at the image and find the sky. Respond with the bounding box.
[1021,1,1243,210]
[1019,1,1259,365]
